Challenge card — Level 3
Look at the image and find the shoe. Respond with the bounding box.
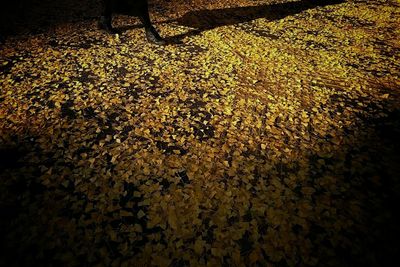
[98,16,118,34]
[145,26,166,45]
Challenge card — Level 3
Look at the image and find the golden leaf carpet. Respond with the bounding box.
[1,0,400,266]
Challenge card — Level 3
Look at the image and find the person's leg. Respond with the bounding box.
[137,0,165,44]
[99,0,117,33]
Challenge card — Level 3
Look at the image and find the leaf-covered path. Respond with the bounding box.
[1,0,400,266]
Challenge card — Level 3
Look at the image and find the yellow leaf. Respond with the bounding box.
[120,210,132,217]
[249,248,260,263]
[194,239,204,255]
[137,209,146,219]
[134,224,142,233]
[261,144,267,150]
[168,207,178,230]
[138,199,150,206]
[232,249,242,265]
[211,247,222,257]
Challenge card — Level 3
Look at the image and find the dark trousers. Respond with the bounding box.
[101,0,153,29]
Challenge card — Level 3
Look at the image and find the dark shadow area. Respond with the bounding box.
[319,108,400,267]
[365,109,400,267]
[177,0,344,30]
[2,0,344,43]
[0,131,155,266]
[0,0,101,36]
[164,0,344,42]
[115,0,346,44]
[0,0,167,39]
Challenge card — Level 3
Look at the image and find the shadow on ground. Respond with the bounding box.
[0,0,101,36]
[177,0,344,29]
[1,0,344,41]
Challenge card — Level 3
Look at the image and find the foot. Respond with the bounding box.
[145,26,166,45]
[98,16,118,34]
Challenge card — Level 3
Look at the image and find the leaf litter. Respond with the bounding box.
[1,0,400,266]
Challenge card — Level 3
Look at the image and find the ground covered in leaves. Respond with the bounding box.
[1,0,400,266]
